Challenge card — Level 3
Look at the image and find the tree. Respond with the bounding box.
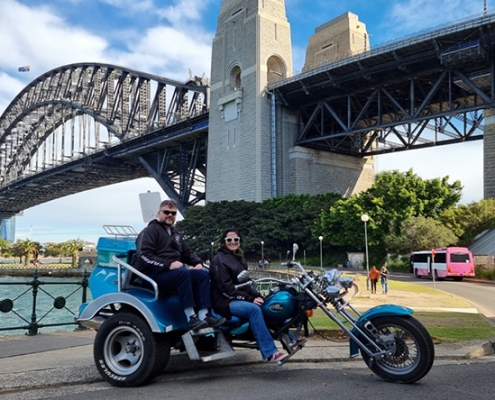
[385,216,458,254]
[316,169,462,265]
[11,239,40,265]
[441,199,495,246]
[61,239,85,267]
[0,238,11,257]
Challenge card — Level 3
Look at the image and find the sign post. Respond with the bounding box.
[431,249,436,290]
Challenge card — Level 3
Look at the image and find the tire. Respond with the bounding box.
[93,312,171,387]
[360,316,434,384]
[414,269,421,279]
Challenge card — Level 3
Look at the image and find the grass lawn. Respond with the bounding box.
[308,309,495,342]
[307,275,495,342]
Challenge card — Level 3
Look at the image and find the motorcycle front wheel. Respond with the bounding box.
[360,316,434,384]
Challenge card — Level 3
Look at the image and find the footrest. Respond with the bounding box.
[182,328,236,362]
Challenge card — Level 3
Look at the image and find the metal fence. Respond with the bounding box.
[0,269,89,335]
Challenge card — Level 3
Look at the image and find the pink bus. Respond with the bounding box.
[409,247,475,281]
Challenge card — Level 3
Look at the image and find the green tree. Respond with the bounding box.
[61,239,84,267]
[441,199,495,246]
[316,169,462,265]
[11,239,40,265]
[385,216,458,254]
[0,238,11,257]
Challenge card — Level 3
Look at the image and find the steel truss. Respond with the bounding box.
[0,63,209,218]
[271,12,495,156]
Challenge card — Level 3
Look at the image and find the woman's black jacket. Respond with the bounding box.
[209,247,262,319]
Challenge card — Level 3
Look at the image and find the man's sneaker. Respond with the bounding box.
[188,315,208,331]
[204,313,226,328]
[268,352,287,363]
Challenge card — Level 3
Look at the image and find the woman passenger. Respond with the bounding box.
[209,227,287,363]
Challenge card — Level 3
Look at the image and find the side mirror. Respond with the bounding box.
[237,270,251,283]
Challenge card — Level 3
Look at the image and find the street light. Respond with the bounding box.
[318,236,323,271]
[361,214,370,290]
[210,241,215,260]
[261,241,264,265]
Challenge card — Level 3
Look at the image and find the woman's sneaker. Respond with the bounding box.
[268,352,287,363]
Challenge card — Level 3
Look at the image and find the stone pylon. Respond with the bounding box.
[207,0,293,202]
[207,1,375,203]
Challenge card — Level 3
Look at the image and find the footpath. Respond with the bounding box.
[0,327,494,394]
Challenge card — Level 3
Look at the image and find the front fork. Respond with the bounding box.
[300,285,414,360]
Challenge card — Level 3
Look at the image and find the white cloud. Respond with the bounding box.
[385,0,485,34]
[0,0,108,75]
[156,0,215,26]
[114,26,212,78]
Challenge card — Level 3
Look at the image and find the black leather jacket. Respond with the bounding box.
[134,219,202,274]
[209,247,262,319]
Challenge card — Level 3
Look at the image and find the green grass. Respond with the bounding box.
[309,308,495,342]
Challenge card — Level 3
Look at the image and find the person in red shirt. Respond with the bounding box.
[368,266,380,294]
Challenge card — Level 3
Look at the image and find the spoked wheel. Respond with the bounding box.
[360,316,434,384]
[94,312,171,387]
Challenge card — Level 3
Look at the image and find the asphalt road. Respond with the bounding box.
[5,357,495,400]
[392,273,495,318]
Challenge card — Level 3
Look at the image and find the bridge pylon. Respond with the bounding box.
[207,0,375,203]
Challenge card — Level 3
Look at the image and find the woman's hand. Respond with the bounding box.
[253,297,264,306]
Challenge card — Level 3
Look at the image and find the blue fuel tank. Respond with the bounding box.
[261,289,297,324]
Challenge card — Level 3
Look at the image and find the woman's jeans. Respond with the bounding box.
[229,300,278,360]
[381,277,388,293]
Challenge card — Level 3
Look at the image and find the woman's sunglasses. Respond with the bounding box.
[225,237,240,243]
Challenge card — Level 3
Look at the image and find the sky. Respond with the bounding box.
[0,0,490,243]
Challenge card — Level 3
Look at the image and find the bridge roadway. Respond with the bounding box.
[1,12,495,217]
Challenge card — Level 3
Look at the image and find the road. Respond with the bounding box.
[392,273,495,318]
[5,357,495,400]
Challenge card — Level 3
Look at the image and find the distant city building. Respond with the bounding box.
[0,217,15,242]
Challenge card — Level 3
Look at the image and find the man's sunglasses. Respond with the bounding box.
[160,210,177,216]
[225,237,240,243]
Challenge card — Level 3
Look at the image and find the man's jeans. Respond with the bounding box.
[229,300,278,360]
[146,267,211,310]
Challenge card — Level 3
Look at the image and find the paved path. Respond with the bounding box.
[1,329,494,395]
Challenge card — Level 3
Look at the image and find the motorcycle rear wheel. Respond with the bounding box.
[93,312,171,387]
[360,315,434,384]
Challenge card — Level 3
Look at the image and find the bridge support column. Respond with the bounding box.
[484,108,495,199]
[276,107,375,197]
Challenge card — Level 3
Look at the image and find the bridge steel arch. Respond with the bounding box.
[0,63,210,219]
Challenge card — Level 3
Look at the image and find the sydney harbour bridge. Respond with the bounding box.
[1,9,495,236]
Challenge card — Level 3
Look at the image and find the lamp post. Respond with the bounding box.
[261,241,264,267]
[361,214,370,290]
[318,236,323,271]
[210,241,215,260]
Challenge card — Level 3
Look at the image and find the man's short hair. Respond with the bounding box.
[160,199,178,209]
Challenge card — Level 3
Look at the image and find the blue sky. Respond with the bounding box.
[0,0,489,243]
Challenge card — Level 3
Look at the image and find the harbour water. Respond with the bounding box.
[0,275,92,336]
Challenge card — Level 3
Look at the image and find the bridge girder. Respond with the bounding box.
[271,13,495,155]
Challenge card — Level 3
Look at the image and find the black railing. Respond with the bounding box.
[0,269,89,335]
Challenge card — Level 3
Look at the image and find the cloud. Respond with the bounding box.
[0,0,108,75]
[156,0,216,26]
[385,0,484,34]
[114,25,212,78]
